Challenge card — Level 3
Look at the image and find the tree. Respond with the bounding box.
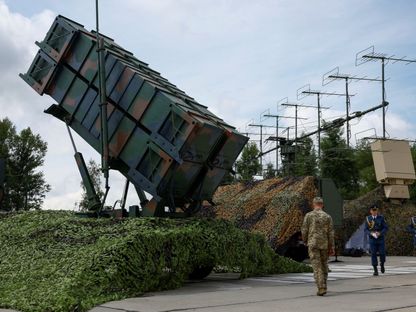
[0,118,14,160]
[294,135,317,177]
[354,141,378,195]
[220,171,236,185]
[76,159,104,211]
[264,162,276,179]
[235,143,262,182]
[0,118,50,211]
[320,123,359,199]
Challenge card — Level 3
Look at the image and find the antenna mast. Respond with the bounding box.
[297,84,350,160]
[95,0,110,209]
[323,66,382,146]
[356,46,416,139]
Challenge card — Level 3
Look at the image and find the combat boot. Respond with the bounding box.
[317,288,326,296]
[380,264,385,274]
[373,266,378,276]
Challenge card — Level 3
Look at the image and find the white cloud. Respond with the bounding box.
[1,0,415,209]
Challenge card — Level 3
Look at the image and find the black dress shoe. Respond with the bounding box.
[373,266,379,276]
[381,265,385,274]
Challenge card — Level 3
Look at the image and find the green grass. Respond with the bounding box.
[0,211,311,312]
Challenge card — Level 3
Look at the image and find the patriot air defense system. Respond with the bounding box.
[20,15,248,217]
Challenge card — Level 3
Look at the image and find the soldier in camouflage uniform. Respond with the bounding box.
[302,197,335,296]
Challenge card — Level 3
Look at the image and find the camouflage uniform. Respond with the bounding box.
[301,209,335,293]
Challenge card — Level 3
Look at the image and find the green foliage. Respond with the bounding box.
[76,159,104,211]
[294,136,317,177]
[320,123,359,199]
[354,141,378,196]
[0,211,311,312]
[235,143,262,182]
[264,162,276,179]
[0,118,50,211]
[220,171,236,186]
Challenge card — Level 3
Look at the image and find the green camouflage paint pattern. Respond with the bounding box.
[20,15,248,212]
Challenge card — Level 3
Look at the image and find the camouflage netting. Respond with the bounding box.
[343,186,416,256]
[199,176,319,252]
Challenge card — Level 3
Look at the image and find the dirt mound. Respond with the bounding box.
[200,176,318,252]
[343,187,416,256]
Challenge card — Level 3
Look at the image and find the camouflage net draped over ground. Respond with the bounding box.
[0,211,311,312]
[343,187,416,256]
[200,176,319,251]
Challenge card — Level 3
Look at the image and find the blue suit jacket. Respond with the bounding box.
[365,215,388,240]
[406,218,416,246]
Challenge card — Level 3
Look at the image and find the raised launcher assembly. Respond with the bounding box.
[20,15,248,216]
[371,139,416,199]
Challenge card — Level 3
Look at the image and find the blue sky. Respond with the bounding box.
[0,0,415,209]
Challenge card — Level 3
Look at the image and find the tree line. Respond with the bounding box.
[0,118,50,211]
[233,123,416,200]
[1,116,414,210]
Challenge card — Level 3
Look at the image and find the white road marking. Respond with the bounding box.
[245,264,416,285]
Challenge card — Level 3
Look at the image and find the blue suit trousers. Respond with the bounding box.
[369,238,385,266]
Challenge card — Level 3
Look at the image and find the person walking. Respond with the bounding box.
[406,216,416,255]
[364,205,388,276]
[301,197,335,296]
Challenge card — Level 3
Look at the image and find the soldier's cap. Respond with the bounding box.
[313,197,324,204]
[370,205,379,211]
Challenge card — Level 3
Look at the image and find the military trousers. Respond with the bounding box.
[308,247,329,290]
[369,238,386,266]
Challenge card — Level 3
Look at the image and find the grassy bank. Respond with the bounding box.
[0,211,311,312]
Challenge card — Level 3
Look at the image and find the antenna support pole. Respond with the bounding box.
[96,0,110,209]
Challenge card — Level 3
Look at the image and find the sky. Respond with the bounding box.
[0,0,415,210]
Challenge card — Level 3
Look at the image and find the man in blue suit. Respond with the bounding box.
[406,216,416,252]
[364,205,388,276]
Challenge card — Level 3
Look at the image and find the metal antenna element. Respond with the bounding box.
[356,46,416,139]
[355,128,377,144]
[96,0,110,210]
[248,124,278,170]
[322,67,382,146]
[259,102,387,158]
[278,99,308,167]
[297,84,350,160]
[263,110,299,172]
[260,109,271,122]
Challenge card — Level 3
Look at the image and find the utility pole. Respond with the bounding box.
[323,66,382,146]
[356,46,416,139]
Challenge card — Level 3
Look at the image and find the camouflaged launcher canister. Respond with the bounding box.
[20,15,248,207]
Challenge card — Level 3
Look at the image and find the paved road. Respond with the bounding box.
[90,256,416,312]
[1,256,415,312]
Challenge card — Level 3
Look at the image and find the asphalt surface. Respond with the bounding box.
[2,256,415,312]
[90,256,416,312]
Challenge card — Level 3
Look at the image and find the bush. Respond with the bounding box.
[0,211,311,312]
